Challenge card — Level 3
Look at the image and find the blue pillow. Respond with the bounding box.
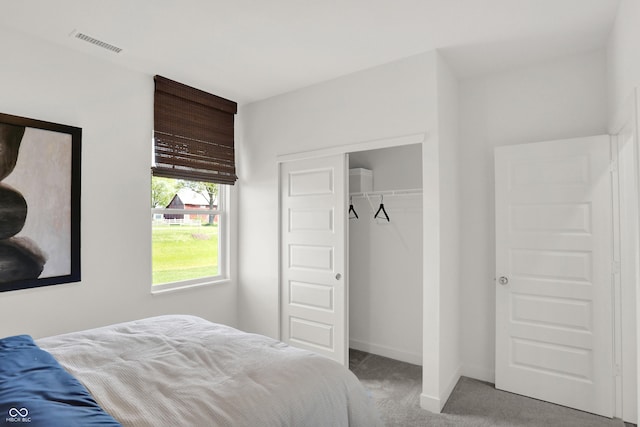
[0,334,121,426]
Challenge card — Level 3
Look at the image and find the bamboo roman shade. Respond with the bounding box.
[152,75,238,185]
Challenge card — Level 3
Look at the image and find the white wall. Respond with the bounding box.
[349,144,422,191]
[238,52,437,337]
[348,145,423,365]
[239,51,460,410]
[436,54,461,403]
[607,0,640,128]
[0,27,237,339]
[458,49,608,382]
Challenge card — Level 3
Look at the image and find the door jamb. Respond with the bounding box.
[609,88,639,423]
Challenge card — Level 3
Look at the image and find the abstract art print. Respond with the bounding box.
[0,113,81,292]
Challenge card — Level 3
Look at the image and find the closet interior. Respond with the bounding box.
[348,143,424,365]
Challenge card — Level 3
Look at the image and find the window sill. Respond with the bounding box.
[151,277,230,295]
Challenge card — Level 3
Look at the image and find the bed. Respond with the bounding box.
[1,315,382,427]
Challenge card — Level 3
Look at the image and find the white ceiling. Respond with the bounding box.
[0,0,620,104]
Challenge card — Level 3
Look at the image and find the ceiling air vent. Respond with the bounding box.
[72,31,122,54]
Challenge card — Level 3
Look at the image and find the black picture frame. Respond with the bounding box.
[0,112,81,292]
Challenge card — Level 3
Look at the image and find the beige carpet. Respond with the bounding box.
[350,349,634,427]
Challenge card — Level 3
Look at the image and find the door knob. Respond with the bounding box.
[498,276,509,285]
[335,273,342,280]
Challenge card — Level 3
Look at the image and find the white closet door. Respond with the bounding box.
[495,136,614,417]
[279,154,348,365]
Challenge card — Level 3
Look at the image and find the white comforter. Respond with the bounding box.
[37,315,382,427]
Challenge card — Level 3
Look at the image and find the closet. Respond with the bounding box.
[279,138,425,368]
[348,144,423,365]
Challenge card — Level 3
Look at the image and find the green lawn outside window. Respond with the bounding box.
[152,224,219,285]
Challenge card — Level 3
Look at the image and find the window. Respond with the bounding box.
[151,178,228,290]
[151,76,237,291]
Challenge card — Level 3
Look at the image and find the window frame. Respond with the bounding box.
[150,183,229,293]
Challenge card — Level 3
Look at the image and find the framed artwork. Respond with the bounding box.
[0,112,81,292]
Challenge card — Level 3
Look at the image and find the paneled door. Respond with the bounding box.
[279,154,348,365]
[495,136,614,417]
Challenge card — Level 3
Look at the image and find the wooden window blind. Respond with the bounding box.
[152,75,238,185]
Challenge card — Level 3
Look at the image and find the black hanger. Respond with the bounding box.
[374,195,390,222]
[349,196,359,219]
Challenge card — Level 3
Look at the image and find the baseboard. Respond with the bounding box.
[350,338,422,365]
[418,365,461,413]
[440,365,461,408]
[420,393,441,413]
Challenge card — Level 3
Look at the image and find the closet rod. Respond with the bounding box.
[350,188,422,198]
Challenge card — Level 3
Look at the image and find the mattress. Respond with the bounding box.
[35,315,382,427]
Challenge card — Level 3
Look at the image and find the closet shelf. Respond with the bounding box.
[350,188,422,198]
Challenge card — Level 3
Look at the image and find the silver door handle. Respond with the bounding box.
[498,276,509,285]
[335,273,342,280]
